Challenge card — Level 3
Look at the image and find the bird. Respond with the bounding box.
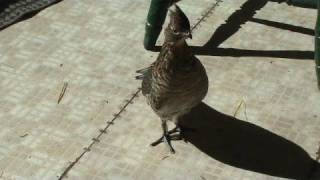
[136,4,208,153]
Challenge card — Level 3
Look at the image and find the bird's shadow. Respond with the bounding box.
[178,103,319,179]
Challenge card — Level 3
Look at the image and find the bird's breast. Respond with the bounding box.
[149,59,208,116]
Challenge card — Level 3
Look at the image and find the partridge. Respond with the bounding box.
[137,4,208,153]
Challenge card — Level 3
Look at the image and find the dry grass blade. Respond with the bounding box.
[234,100,244,117]
[19,133,28,138]
[161,155,169,160]
[58,82,68,104]
[233,99,248,120]
[200,176,207,180]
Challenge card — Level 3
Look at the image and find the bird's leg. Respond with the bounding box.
[167,124,195,142]
[168,125,182,134]
[150,119,176,153]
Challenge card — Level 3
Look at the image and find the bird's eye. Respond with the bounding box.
[173,29,178,33]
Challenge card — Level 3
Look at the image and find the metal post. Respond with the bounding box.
[315,0,320,89]
[143,0,172,50]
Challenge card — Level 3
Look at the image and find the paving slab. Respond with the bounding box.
[0,0,319,180]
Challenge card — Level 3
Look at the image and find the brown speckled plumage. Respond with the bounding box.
[142,40,208,122]
[136,4,208,153]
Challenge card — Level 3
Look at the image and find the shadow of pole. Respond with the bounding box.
[250,17,315,36]
[189,0,314,60]
[151,0,314,60]
[180,103,320,179]
[190,47,314,60]
[203,0,269,48]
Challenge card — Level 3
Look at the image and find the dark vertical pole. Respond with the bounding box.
[315,0,320,89]
[143,0,172,50]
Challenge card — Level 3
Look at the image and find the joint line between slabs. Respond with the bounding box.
[57,89,140,180]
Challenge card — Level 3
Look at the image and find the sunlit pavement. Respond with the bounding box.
[0,0,319,179]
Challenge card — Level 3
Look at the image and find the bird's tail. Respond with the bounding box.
[135,74,144,80]
[135,67,151,80]
[136,67,150,74]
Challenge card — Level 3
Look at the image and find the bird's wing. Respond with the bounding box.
[141,68,152,96]
[137,67,166,110]
[150,93,168,110]
[136,61,157,95]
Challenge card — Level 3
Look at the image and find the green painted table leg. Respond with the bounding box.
[143,0,172,50]
[287,0,317,9]
[315,0,320,89]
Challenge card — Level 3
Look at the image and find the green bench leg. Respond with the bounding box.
[316,0,320,89]
[143,0,172,50]
[286,0,317,8]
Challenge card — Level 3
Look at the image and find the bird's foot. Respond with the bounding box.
[150,133,181,153]
[150,125,195,153]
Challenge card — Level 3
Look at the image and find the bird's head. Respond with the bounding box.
[166,4,192,41]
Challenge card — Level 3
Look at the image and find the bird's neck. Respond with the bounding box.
[158,28,193,69]
[158,40,193,72]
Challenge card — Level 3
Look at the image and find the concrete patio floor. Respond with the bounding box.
[0,0,319,179]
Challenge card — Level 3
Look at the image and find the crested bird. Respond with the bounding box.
[136,4,208,153]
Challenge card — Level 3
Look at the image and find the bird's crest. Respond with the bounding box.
[167,4,191,39]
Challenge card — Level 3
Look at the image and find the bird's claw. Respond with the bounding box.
[150,125,195,153]
[151,133,178,153]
